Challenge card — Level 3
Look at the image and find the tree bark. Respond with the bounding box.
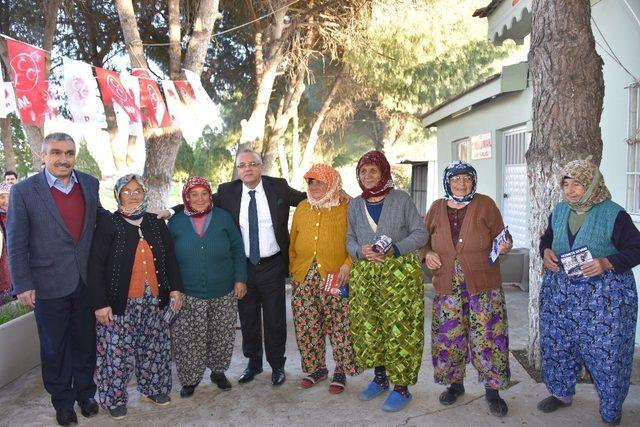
[168,0,181,80]
[0,117,16,171]
[526,0,604,368]
[182,0,220,76]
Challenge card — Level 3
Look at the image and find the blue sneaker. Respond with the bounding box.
[382,390,413,412]
[359,381,389,401]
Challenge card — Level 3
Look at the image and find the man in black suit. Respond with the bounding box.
[162,149,306,385]
[219,149,305,385]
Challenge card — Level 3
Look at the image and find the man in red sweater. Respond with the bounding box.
[8,133,109,426]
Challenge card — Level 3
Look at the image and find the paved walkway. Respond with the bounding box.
[1,284,638,426]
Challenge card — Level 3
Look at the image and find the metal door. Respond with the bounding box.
[502,127,530,248]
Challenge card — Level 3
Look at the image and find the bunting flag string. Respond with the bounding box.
[0,33,218,143]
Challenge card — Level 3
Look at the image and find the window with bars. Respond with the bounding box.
[451,138,471,162]
[627,82,640,217]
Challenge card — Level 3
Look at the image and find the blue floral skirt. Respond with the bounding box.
[540,269,638,423]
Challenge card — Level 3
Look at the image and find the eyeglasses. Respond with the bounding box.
[449,175,473,184]
[236,162,261,169]
[121,189,144,197]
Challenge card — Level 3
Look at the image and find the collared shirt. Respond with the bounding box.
[238,179,280,259]
[44,168,78,195]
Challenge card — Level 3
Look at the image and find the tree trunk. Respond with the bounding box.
[181,0,220,75]
[114,0,220,207]
[526,0,604,368]
[168,0,181,79]
[293,69,344,188]
[237,4,290,161]
[263,63,308,175]
[0,117,16,171]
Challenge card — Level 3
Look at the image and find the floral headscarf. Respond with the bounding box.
[303,164,343,210]
[114,174,148,220]
[560,159,611,212]
[356,150,394,199]
[443,161,477,205]
[182,176,213,217]
[0,183,11,214]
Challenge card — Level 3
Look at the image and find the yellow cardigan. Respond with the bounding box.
[289,199,352,283]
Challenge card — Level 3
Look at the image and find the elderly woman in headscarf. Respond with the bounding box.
[168,177,247,398]
[0,183,12,303]
[289,164,359,394]
[422,161,512,417]
[88,174,183,419]
[346,151,427,412]
[536,159,640,426]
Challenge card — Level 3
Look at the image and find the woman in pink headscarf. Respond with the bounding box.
[168,177,247,398]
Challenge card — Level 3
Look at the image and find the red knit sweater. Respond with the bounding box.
[50,185,85,243]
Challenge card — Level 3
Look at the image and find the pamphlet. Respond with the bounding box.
[489,226,510,264]
[559,246,593,280]
[322,271,349,298]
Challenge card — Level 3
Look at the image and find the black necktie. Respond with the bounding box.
[248,190,260,265]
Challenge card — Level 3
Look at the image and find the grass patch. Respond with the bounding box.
[0,301,32,326]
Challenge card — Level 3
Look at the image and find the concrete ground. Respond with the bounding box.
[1,283,638,427]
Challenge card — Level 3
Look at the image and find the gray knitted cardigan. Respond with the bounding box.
[346,189,428,260]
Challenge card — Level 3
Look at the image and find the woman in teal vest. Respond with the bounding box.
[168,177,247,398]
[537,159,640,426]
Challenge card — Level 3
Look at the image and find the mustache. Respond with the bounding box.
[54,162,71,168]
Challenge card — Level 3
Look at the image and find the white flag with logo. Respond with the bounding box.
[63,58,106,126]
[162,80,202,142]
[183,68,222,132]
[0,83,17,118]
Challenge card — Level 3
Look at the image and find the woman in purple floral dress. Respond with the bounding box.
[422,161,512,417]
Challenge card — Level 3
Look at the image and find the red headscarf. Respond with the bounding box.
[356,150,394,199]
[182,176,213,217]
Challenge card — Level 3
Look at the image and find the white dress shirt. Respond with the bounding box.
[239,180,280,258]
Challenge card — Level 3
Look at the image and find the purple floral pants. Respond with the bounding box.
[431,260,510,390]
[95,285,172,409]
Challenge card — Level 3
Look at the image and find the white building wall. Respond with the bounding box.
[434,89,532,202]
[592,0,640,344]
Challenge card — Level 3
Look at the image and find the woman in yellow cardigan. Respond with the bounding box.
[289,164,360,394]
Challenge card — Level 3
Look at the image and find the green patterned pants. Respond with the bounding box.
[348,253,425,385]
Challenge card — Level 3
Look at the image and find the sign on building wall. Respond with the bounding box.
[471,133,492,159]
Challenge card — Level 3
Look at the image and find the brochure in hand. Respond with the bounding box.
[489,226,510,264]
[322,271,349,298]
[559,246,594,280]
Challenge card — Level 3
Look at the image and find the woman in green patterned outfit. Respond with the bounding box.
[346,150,428,412]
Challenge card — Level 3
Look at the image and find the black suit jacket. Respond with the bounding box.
[213,176,306,269]
[174,176,306,270]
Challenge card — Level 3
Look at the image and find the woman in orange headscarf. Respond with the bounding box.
[289,164,359,394]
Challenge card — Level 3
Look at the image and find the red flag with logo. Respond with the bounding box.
[5,38,49,126]
[132,69,171,128]
[173,80,198,111]
[95,67,141,124]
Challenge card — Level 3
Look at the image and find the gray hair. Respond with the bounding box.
[42,133,76,153]
[235,149,262,165]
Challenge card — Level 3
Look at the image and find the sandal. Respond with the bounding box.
[301,368,328,389]
[328,372,346,394]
